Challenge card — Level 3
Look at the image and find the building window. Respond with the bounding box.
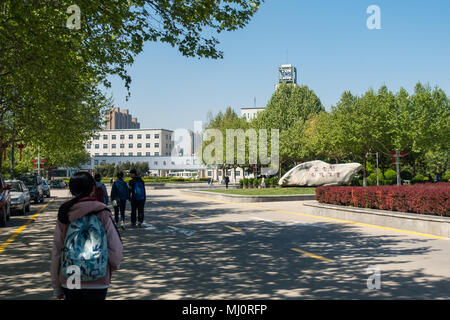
[155,143,159,148]
[86,144,91,149]
[103,153,108,156]
[95,144,99,149]
[112,135,116,140]
[120,135,125,139]
[218,171,222,176]
[166,144,168,148]
[120,152,124,156]
[137,143,142,148]
[120,144,125,149]
[208,171,212,177]
[129,144,133,148]
[146,143,151,148]
[154,161,158,165]
[163,161,166,165]
[236,171,241,176]
[111,144,116,149]
[137,152,142,156]
[94,136,99,140]
[94,160,99,165]
[103,144,108,149]
[103,135,108,140]
[101,160,106,164]
[112,153,116,156]
[137,134,142,139]
[154,152,159,156]
[155,134,159,139]
[146,152,151,156]
[129,152,133,156]
[146,134,151,139]
[128,134,133,139]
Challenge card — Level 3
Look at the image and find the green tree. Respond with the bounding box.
[253,83,324,175]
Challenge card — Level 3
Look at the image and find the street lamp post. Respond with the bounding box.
[366,152,379,186]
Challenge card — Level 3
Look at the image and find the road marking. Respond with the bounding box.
[168,206,174,210]
[291,248,334,262]
[181,194,448,240]
[190,213,201,218]
[225,225,243,233]
[152,202,157,205]
[0,200,54,254]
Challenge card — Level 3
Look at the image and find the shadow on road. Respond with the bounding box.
[0,194,448,300]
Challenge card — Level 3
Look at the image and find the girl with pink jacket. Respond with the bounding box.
[51,172,123,300]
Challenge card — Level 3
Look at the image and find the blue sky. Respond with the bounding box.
[105,0,450,130]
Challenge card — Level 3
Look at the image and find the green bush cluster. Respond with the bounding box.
[239,177,279,188]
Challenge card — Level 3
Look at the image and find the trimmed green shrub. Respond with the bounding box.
[412,174,425,184]
[383,169,397,185]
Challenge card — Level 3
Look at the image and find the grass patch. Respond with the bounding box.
[204,187,316,196]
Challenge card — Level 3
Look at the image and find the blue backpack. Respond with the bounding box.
[133,181,145,201]
[61,210,108,281]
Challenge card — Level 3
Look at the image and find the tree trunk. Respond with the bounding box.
[363,154,367,187]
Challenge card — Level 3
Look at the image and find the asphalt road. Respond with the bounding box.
[0,188,449,299]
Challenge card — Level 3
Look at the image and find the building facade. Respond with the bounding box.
[241,107,265,122]
[86,129,174,157]
[105,107,140,129]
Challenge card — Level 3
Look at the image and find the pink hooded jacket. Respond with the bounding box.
[51,198,123,297]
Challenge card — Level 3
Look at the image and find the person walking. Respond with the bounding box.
[261,176,266,188]
[110,171,129,229]
[128,169,146,228]
[94,173,108,205]
[51,171,123,301]
[224,175,230,189]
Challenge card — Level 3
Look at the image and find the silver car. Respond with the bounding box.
[6,180,31,215]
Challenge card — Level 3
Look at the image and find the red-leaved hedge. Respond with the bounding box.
[315,183,450,217]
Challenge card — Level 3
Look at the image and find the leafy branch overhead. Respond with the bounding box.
[0,0,263,169]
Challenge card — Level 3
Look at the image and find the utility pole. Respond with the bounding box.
[395,150,401,186]
[37,144,41,176]
[10,122,15,179]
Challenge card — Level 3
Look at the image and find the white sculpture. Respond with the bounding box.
[279,160,362,187]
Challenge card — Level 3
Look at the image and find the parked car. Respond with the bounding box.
[0,174,11,227]
[42,179,51,198]
[18,174,44,204]
[6,180,31,215]
[50,179,66,189]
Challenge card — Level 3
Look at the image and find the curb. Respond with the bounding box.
[179,189,316,203]
[303,201,450,238]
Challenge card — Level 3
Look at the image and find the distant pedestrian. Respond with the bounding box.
[261,176,266,188]
[110,172,129,229]
[51,171,123,301]
[128,169,146,228]
[94,174,108,205]
[224,175,230,189]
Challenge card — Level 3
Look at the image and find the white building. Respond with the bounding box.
[86,129,174,157]
[241,107,265,122]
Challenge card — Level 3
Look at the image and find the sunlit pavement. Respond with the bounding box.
[0,188,449,300]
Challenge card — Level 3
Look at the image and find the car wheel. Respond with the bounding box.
[26,203,31,213]
[0,210,6,227]
[6,204,10,221]
[40,195,44,203]
[34,196,39,204]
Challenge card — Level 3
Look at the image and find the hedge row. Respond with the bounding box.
[315,183,450,217]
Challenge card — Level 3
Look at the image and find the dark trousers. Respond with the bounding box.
[63,287,108,301]
[131,199,145,224]
[114,199,127,224]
